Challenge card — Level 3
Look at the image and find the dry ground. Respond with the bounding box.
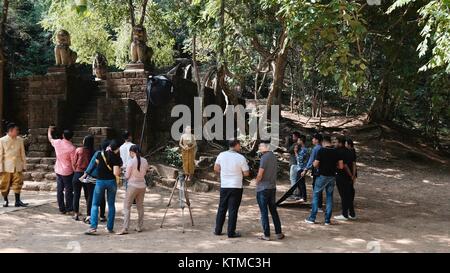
[0,134,449,253]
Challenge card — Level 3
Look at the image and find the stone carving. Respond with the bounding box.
[130,25,153,64]
[92,52,108,80]
[54,29,77,66]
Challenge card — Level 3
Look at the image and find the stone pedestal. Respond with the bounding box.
[47,66,67,74]
[125,63,145,72]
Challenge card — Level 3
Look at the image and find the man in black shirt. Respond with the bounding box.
[305,135,343,225]
[333,136,355,221]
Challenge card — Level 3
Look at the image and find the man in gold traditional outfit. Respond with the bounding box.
[0,123,28,207]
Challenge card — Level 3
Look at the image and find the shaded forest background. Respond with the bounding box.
[1,0,449,150]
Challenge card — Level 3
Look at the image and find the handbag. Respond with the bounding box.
[101,152,122,186]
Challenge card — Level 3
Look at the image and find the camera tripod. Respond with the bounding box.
[160,174,194,233]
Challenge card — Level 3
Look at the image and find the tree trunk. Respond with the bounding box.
[0,0,10,135]
[192,34,202,97]
[266,52,288,107]
[368,78,390,122]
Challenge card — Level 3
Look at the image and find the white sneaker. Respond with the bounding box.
[318,208,324,213]
[324,222,331,226]
[349,215,357,220]
[334,215,349,221]
[298,198,305,202]
[304,219,315,224]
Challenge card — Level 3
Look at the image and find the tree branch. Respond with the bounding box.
[139,0,149,26]
[128,0,136,26]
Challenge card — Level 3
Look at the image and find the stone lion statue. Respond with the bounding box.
[54,29,77,66]
[92,52,108,80]
[130,25,153,64]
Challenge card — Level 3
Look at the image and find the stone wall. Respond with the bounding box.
[6,66,200,156]
[5,78,29,129]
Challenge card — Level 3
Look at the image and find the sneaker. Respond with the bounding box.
[135,227,143,233]
[298,198,305,202]
[324,222,331,226]
[334,215,349,221]
[258,235,271,241]
[213,231,223,236]
[276,233,285,240]
[100,217,107,222]
[349,215,357,220]
[304,219,315,224]
[84,228,97,235]
[104,227,114,233]
[318,208,324,213]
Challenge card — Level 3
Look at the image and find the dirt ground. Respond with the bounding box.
[0,133,449,253]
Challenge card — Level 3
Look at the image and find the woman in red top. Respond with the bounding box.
[71,135,94,221]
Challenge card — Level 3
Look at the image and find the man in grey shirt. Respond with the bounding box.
[255,142,284,241]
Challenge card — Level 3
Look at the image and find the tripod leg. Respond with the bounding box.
[184,186,194,226]
[160,181,178,228]
[182,207,185,233]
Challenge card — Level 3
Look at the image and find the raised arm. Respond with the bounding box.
[47,126,54,144]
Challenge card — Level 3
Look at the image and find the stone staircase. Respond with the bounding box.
[22,157,57,191]
[71,80,107,146]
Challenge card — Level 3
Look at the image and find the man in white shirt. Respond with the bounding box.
[119,131,134,190]
[213,140,249,238]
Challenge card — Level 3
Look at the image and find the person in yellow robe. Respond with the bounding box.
[179,126,196,182]
[0,123,28,207]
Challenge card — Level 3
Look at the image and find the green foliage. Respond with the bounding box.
[4,0,54,77]
[389,0,450,73]
[163,146,182,168]
[40,0,174,68]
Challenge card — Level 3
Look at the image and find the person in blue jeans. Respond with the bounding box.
[305,135,343,225]
[85,140,123,235]
[80,139,110,224]
[301,133,323,209]
[255,142,284,241]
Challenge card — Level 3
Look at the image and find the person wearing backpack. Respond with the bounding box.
[85,140,123,235]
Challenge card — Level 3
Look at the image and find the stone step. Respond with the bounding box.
[26,157,56,166]
[73,125,91,131]
[72,130,90,137]
[22,171,56,182]
[75,117,97,124]
[23,181,56,191]
[72,136,84,145]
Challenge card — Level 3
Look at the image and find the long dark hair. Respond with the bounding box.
[129,145,142,171]
[83,135,95,157]
[106,140,120,164]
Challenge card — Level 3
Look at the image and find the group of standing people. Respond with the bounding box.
[286,131,357,225]
[3,121,358,239]
[213,140,285,241]
[47,127,148,235]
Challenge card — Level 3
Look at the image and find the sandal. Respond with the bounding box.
[84,228,97,235]
[116,229,129,235]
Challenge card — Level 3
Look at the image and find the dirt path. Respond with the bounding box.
[0,136,449,253]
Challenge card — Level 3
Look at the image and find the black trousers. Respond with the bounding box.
[215,188,243,237]
[297,176,307,201]
[56,174,74,213]
[349,181,355,217]
[72,172,88,214]
[336,174,355,218]
[86,182,106,217]
[312,176,323,208]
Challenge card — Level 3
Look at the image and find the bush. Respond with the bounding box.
[163,147,182,168]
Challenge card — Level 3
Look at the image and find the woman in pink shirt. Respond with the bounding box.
[71,135,94,221]
[117,145,148,235]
